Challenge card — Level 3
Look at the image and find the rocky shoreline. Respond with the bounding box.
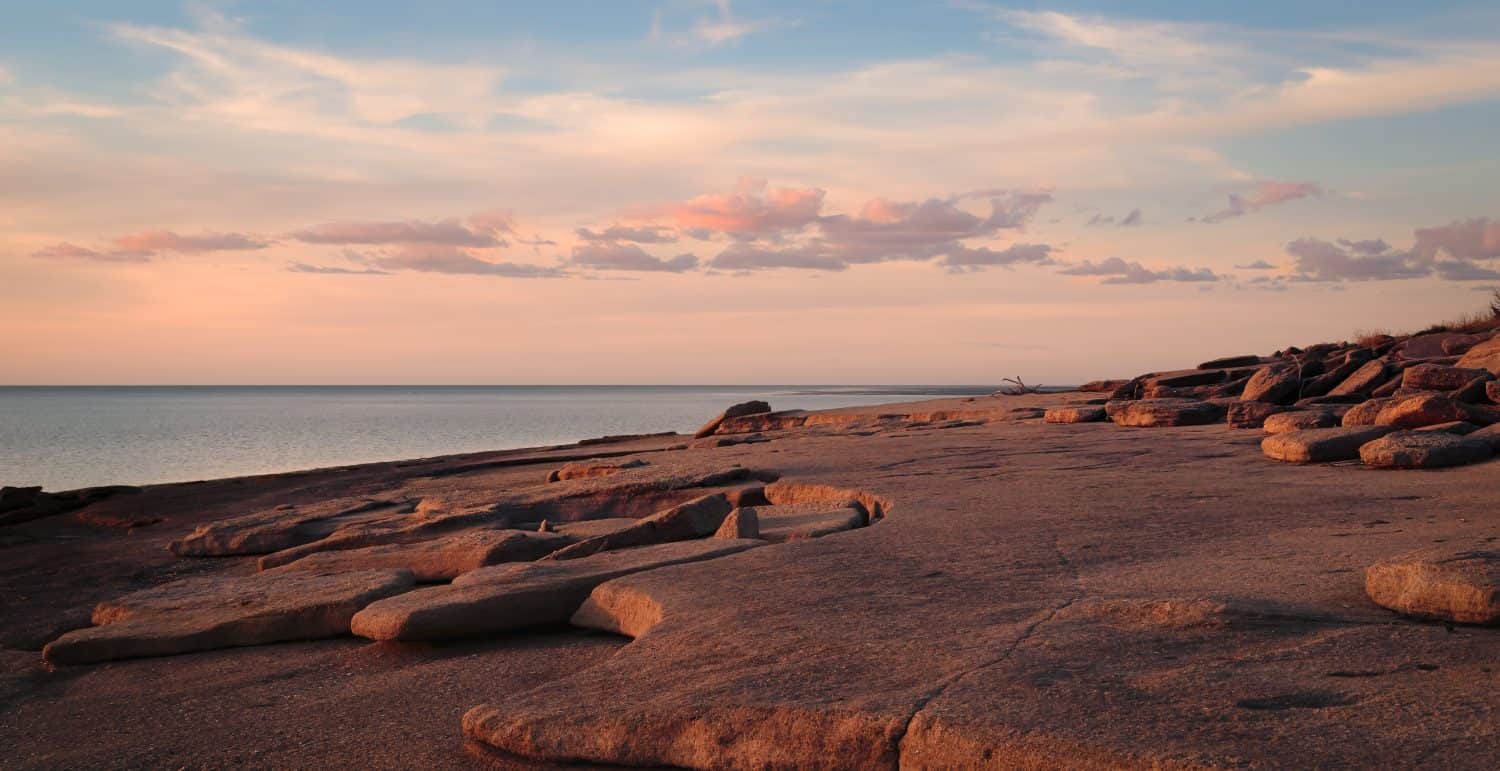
[3,322,1499,769]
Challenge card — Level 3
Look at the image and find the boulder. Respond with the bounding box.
[1442,334,1485,355]
[1365,549,1500,624]
[1078,379,1129,393]
[1401,364,1490,392]
[1452,376,1494,404]
[1226,401,1291,429]
[1456,335,1500,375]
[1110,399,1223,428]
[1043,406,1107,424]
[694,400,772,438]
[1240,366,1302,405]
[349,539,763,641]
[1301,351,1373,398]
[1261,411,1338,434]
[546,459,648,483]
[570,578,668,639]
[1341,398,1394,427]
[43,569,415,665]
[741,503,865,543]
[545,494,733,560]
[713,508,759,539]
[1260,426,1393,463]
[1413,421,1479,435]
[1375,393,1500,429]
[269,529,568,582]
[1197,355,1262,370]
[1358,431,1493,469]
[1489,381,1500,404]
[1370,378,1403,398]
[1470,423,1500,451]
[1328,360,1391,397]
[1143,369,1226,389]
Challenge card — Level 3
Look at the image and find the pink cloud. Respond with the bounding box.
[111,229,270,253]
[365,244,562,277]
[289,219,504,247]
[1411,218,1500,263]
[569,242,698,272]
[630,178,825,237]
[31,242,153,262]
[1059,256,1222,284]
[1202,181,1321,223]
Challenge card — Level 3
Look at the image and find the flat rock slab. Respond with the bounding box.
[549,517,640,539]
[43,570,415,665]
[1226,401,1291,429]
[1043,406,1106,424]
[737,503,864,543]
[1261,426,1393,463]
[1375,393,1497,429]
[349,539,763,641]
[170,497,413,556]
[1358,431,1494,469]
[546,493,732,560]
[1111,399,1223,427]
[546,458,648,483]
[1262,410,1337,434]
[1366,549,1500,624]
[268,529,569,581]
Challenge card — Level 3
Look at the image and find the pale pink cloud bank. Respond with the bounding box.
[1202,181,1321,223]
[112,230,270,253]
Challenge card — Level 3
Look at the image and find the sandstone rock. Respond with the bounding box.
[1358,431,1493,469]
[1442,334,1485,355]
[349,539,763,641]
[546,458,648,483]
[551,518,639,540]
[1402,332,1473,359]
[1226,401,1291,429]
[1470,423,1500,451]
[713,508,759,539]
[1370,378,1403,398]
[743,503,864,543]
[1260,426,1393,463]
[1078,379,1129,393]
[1456,335,1500,375]
[1043,406,1106,424]
[1413,421,1479,435]
[762,480,891,521]
[1489,381,1500,404]
[1402,364,1490,392]
[0,485,142,527]
[1451,376,1494,404]
[1328,360,1391,397]
[1110,399,1223,428]
[171,497,413,557]
[569,578,667,638]
[1365,549,1500,624]
[1198,355,1261,370]
[1144,369,1226,389]
[694,400,772,438]
[1261,411,1338,434]
[1375,393,1500,429]
[270,529,569,582]
[1300,350,1373,397]
[1341,398,1394,427]
[545,494,733,560]
[43,570,415,665]
[1240,366,1302,405]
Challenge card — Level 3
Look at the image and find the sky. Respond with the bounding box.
[2,1,1499,385]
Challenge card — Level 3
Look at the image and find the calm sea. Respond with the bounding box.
[0,386,992,492]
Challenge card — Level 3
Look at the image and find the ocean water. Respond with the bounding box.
[0,386,992,492]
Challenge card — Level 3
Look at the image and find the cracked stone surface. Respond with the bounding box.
[5,393,1500,768]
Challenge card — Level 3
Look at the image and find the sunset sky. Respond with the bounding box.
[3,1,1499,384]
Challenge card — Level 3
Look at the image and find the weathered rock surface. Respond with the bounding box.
[1488,380,1500,404]
[712,507,759,539]
[1043,405,1106,423]
[269,529,568,581]
[545,493,733,560]
[550,517,639,540]
[1365,549,1500,624]
[763,480,891,521]
[1077,379,1129,393]
[1240,366,1302,405]
[1375,393,1499,429]
[695,400,772,438]
[1413,421,1479,435]
[1197,355,1262,370]
[43,570,415,665]
[1110,399,1223,427]
[1358,431,1493,469]
[1402,363,1490,392]
[0,485,142,527]
[1456,335,1500,375]
[1341,398,1394,426]
[1471,423,1500,451]
[1328,359,1391,397]
[738,503,864,543]
[546,458,647,483]
[1226,401,1291,429]
[171,497,415,557]
[349,539,763,641]
[1261,426,1393,463]
[1261,410,1337,434]
[569,576,668,638]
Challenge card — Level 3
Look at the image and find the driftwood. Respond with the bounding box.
[994,376,1043,396]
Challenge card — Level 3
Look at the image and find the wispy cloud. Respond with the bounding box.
[1201,181,1321,223]
[288,218,506,247]
[1058,257,1222,284]
[113,230,269,253]
[32,242,153,263]
[569,242,698,272]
